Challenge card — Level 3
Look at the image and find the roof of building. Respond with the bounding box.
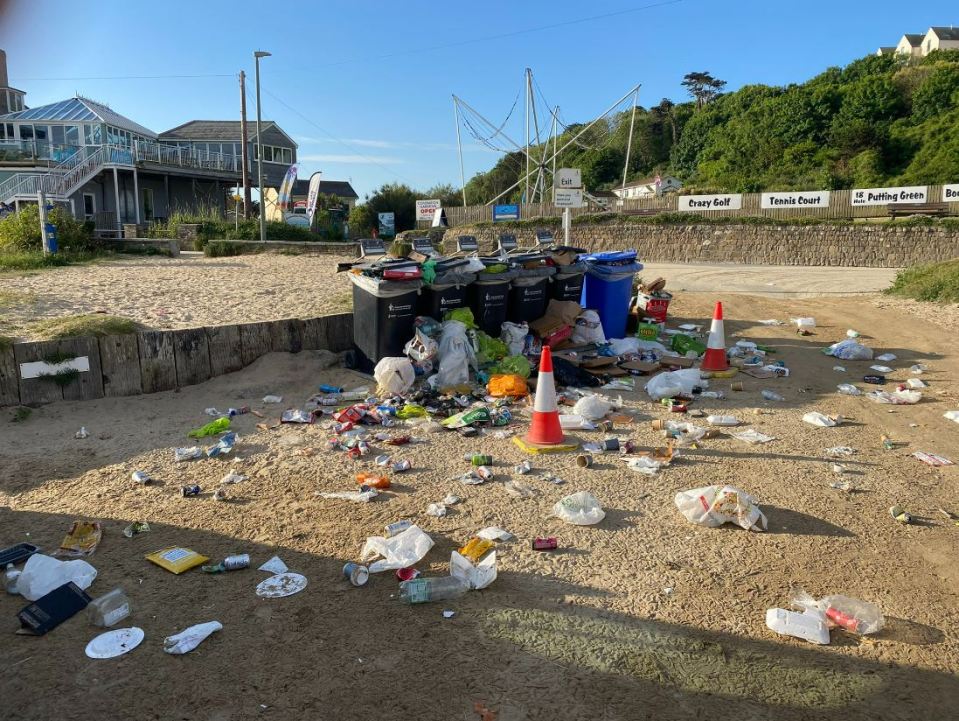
[291,178,358,200]
[877,46,896,54]
[929,26,959,41]
[158,120,298,147]
[619,174,680,189]
[0,95,157,137]
[900,33,925,46]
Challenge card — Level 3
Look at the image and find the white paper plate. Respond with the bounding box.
[255,572,307,598]
[85,627,145,659]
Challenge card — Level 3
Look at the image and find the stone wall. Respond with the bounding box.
[442,223,959,267]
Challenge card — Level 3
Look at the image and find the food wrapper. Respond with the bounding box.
[674,485,767,532]
[145,547,210,574]
[56,521,102,557]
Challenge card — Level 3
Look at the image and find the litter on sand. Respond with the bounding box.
[675,485,767,532]
[163,621,223,654]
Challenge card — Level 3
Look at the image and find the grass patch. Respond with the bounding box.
[0,290,35,307]
[0,335,12,350]
[38,368,80,387]
[886,259,959,303]
[9,406,31,423]
[30,314,141,340]
[0,250,108,274]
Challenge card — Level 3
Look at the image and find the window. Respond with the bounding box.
[19,124,33,141]
[254,143,293,164]
[84,124,103,145]
[83,193,96,220]
[52,126,65,145]
[0,124,5,141]
[65,125,79,146]
[141,188,154,221]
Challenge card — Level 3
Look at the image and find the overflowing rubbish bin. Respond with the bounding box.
[469,264,518,336]
[507,263,556,323]
[581,249,644,340]
[350,272,424,366]
[418,261,476,320]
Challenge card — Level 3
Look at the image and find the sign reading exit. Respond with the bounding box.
[555,168,581,189]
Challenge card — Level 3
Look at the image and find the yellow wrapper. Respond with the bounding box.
[146,547,209,574]
[57,521,102,557]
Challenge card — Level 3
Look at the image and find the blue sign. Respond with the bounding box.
[492,204,520,222]
[377,212,395,236]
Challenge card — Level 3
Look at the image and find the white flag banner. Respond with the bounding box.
[306,172,323,224]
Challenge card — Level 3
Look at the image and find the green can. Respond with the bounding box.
[469,454,493,466]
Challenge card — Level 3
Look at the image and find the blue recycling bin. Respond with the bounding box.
[581,250,643,340]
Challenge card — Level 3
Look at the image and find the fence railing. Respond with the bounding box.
[445,186,959,226]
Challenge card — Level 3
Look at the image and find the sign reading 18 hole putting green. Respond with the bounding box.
[851,186,927,206]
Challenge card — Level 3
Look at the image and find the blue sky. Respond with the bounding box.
[1,0,956,199]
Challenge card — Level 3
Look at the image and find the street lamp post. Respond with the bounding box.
[254,50,271,242]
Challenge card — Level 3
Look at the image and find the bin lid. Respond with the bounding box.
[581,249,638,265]
[349,273,423,297]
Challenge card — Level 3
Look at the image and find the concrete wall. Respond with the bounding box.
[443,222,959,267]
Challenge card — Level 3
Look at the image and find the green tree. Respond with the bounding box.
[912,65,959,121]
[681,71,727,109]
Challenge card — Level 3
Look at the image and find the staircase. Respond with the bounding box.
[0,145,118,206]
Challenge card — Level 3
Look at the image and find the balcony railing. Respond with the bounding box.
[0,140,241,174]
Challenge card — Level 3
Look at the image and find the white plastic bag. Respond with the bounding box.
[945,411,959,424]
[559,414,596,430]
[16,553,97,601]
[803,412,839,427]
[571,310,606,345]
[373,357,415,397]
[731,429,776,444]
[572,394,615,421]
[824,340,873,361]
[403,329,438,363]
[646,368,705,400]
[163,621,223,655]
[435,320,477,389]
[360,524,434,573]
[500,322,529,356]
[608,336,668,356]
[553,491,605,526]
[868,389,921,405]
[791,317,816,329]
[674,485,767,532]
[625,456,667,475]
[450,550,497,590]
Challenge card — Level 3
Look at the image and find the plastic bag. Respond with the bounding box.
[553,491,606,526]
[791,317,816,329]
[824,340,873,361]
[625,456,667,475]
[803,412,839,427]
[436,320,477,389]
[404,329,438,363]
[500,322,529,356]
[552,357,601,388]
[572,394,615,421]
[16,554,98,601]
[560,414,597,430]
[163,621,223,655]
[487,374,529,397]
[791,587,884,635]
[571,310,606,345]
[374,357,415,397]
[360,524,434,573]
[868,389,921,405]
[489,354,532,379]
[475,331,509,363]
[646,368,705,400]
[450,550,497,590]
[443,307,476,328]
[674,485,767,531]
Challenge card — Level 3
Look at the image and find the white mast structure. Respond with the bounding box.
[452,69,640,208]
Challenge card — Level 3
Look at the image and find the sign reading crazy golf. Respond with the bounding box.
[415,199,442,222]
[678,194,742,211]
[761,191,830,209]
[851,186,927,206]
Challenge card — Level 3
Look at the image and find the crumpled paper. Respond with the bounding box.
[163,621,223,655]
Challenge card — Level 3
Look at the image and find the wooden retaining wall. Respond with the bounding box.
[0,312,354,408]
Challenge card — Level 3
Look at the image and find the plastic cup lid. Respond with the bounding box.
[256,572,308,598]
[85,627,145,659]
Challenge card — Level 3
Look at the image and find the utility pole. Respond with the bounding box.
[524,68,531,205]
[453,97,467,207]
[239,70,252,219]
[254,50,271,242]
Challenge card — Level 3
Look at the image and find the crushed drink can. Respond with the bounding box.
[532,537,558,551]
[375,454,392,466]
[863,375,886,385]
[223,554,250,570]
[213,487,228,502]
[620,440,637,454]
[600,438,620,451]
[319,384,344,394]
[380,417,395,428]
[347,447,361,460]
[514,460,532,474]
[357,441,371,456]
[475,465,494,480]
[376,405,397,416]
[385,520,412,537]
[122,521,150,538]
[333,421,354,434]
[386,435,411,446]
[181,484,201,497]
[131,471,151,485]
[343,562,369,587]
[392,459,412,472]
[228,406,250,417]
[468,454,493,466]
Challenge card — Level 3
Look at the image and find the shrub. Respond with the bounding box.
[0,204,99,253]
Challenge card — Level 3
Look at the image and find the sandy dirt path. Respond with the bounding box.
[1,293,958,720]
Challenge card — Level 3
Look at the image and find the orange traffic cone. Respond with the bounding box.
[700,301,729,372]
[525,347,566,446]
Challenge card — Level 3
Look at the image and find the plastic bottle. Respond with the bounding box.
[87,588,132,627]
[397,576,469,604]
[761,390,784,401]
[837,384,861,396]
[4,564,20,594]
[706,415,740,426]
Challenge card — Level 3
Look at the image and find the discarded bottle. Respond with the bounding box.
[319,384,344,394]
[397,576,470,604]
[837,384,861,396]
[4,563,20,594]
[761,390,784,402]
[385,520,413,537]
[706,415,740,426]
[131,471,151,485]
[87,588,132,627]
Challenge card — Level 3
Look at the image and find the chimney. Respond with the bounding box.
[0,49,8,88]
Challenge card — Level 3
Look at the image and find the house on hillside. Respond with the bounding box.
[895,34,925,57]
[290,178,358,210]
[922,26,959,55]
[876,47,896,57]
[0,48,296,231]
[611,175,682,200]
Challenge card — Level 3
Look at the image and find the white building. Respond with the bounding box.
[611,175,682,200]
[894,34,925,57]
[879,27,959,58]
